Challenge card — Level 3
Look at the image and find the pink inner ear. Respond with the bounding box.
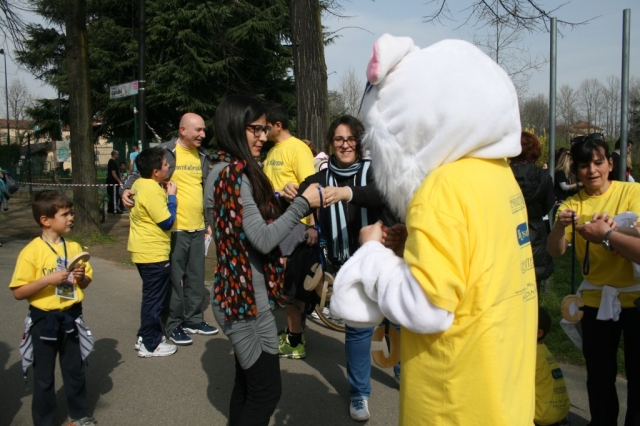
[366,41,380,83]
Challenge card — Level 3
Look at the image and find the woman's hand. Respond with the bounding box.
[304,227,318,245]
[323,186,350,207]
[121,189,136,208]
[556,209,579,228]
[359,221,384,245]
[282,183,299,202]
[382,224,408,258]
[576,217,613,243]
[301,183,321,208]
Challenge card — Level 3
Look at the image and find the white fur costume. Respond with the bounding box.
[331,35,537,425]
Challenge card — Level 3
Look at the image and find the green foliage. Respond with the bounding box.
[18,0,295,144]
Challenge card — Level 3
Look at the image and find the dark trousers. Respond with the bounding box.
[165,230,205,334]
[582,306,640,426]
[31,317,88,426]
[229,351,281,426]
[107,184,119,213]
[136,261,171,351]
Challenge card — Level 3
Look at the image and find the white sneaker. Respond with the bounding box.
[138,341,177,358]
[135,335,166,351]
[311,307,332,320]
[350,399,370,422]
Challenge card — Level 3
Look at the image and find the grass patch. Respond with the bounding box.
[67,231,118,248]
[542,250,626,376]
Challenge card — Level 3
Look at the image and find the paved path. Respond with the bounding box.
[0,238,629,425]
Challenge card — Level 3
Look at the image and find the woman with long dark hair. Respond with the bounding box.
[298,115,390,422]
[204,95,321,425]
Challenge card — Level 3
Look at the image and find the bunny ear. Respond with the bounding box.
[366,34,417,85]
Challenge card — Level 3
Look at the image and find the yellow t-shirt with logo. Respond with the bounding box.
[171,144,204,231]
[128,178,171,263]
[9,237,94,311]
[400,158,537,425]
[263,136,315,225]
[535,343,570,425]
[263,136,315,190]
[559,181,640,308]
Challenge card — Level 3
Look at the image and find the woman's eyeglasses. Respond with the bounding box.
[333,136,358,147]
[246,125,271,137]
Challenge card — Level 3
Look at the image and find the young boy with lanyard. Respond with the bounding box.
[9,190,96,426]
[128,147,178,357]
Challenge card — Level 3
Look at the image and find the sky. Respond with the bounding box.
[323,0,640,98]
[1,1,638,102]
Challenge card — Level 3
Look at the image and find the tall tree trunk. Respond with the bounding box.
[289,0,328,150]
[66,0,100,234]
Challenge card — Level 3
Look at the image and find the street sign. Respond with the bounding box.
[109,81,139,99]
[56,140,70,162]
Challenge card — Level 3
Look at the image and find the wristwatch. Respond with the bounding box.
[602,229,616,252]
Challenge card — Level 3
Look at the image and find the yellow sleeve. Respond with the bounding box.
[294,144,316,183]
[404,202,468,313]
[9,245,38,288]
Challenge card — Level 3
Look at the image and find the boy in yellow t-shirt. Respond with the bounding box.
[9,190,96,426]
[535,307,570,426]
[128,147,178,358]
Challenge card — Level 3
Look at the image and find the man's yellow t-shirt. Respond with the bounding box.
[171,144,204,231]
[401,158,537,425]
[535,343,570,425]
[9,237,94,311]
[128,178,171,263]
[263,136,315,190]
[559,181,640,308]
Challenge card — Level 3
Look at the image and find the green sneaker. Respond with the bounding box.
[278,328,306,346]
[278,335,306,359]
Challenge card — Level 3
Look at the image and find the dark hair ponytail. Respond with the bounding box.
[214,95,279,219]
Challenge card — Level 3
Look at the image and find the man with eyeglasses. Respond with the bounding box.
[263,103,316,359]
[611,138,634,182]
[122,113,218,348]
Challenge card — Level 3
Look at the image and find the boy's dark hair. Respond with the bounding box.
[119,161,127,167]
[538,307,551,341]
[136,147,166,179]
[266,103,290,130]
[32,190,73,226]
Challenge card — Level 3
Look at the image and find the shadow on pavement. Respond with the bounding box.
[0,341,30,426]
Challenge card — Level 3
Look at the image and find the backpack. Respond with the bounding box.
[2,171,19,194]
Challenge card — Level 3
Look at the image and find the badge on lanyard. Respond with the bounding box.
[42,236,77,300]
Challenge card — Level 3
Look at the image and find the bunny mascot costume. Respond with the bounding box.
[330,34,538,425]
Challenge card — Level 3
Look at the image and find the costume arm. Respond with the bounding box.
[242,176,310,254]
[332,241,454,333]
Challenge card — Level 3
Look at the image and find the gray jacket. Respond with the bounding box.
[123,137,212,190]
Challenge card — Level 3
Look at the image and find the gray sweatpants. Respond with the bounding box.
[166,230,206,334]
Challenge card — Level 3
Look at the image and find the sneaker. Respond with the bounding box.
[169,326,193,346]
[278,328,306,346]
[135,335,167,351]
[278,335,306,359]
[68,416,97,426]
[310,307,331,320]
[349,399,370,422]
[183,321,219,335]
[138,341,177,358]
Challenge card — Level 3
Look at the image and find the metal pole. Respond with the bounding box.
[137,0,146,150]
[0,49,9,147]
[548,17,557,228]
[619,9,631,181]
[27,132,32,195]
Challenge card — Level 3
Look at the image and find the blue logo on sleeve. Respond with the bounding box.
[516,223,530,246]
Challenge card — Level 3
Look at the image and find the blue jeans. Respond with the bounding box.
[345,325,374,400]
[136,261,171,351]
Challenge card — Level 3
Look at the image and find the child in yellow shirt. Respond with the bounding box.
[535,307,570,426]
[9,190,96,426]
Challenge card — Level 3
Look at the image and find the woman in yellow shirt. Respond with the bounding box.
[547,135,640,425]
